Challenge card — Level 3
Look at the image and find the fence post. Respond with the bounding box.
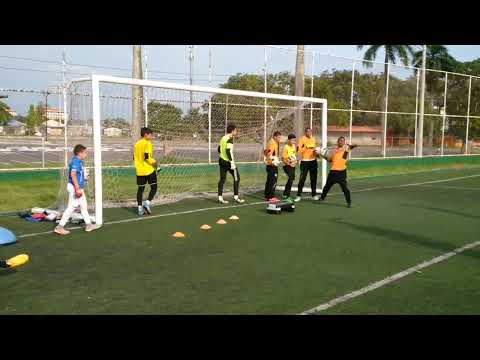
[225,95,228,135]
[208,47,212,164]
[310,52,315,129]
[263,46,268,148]
[349,60,356,144]
[465,76,472,155]
[441,72,448,156]
[208,100,212,163]
[383,62,390,158]
[414,68,420,156]
[42,136,45,168]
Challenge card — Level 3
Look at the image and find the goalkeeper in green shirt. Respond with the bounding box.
[217,124,245,204]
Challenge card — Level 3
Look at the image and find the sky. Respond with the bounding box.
[1,45,480,115]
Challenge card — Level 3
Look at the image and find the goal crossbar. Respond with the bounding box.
[70,74,328,225]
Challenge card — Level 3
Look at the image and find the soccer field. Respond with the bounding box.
[1,164,480,314]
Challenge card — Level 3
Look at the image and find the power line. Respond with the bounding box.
[0,54,234,77]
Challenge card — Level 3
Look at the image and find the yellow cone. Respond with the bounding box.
[200,224,212,230]
[229,215,240,220]
[172,232,185,238]
[6,254,29,268]
[216,219,227,225]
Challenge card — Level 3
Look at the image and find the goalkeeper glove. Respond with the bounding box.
[74,186,83,198]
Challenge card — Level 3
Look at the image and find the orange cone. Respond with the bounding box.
[216,219,227,225]
[200,224,212,230]
[172,232,185,238]
[229,215,240,220]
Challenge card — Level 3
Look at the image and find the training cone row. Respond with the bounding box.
[172,215,240,237]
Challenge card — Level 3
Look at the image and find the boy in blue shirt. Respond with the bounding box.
[55,144,100,235]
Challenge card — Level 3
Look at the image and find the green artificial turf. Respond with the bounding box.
[0,166,479,314]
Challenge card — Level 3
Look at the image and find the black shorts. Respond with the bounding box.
[137,171,157,186]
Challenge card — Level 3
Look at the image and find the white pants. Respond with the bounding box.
[59,183,91,227]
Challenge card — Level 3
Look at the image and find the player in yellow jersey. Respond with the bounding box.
[134,127,158,216]
[281,133,297,201]
[319,136,357,208]
[295,127,320,202]
[264,130,281,201]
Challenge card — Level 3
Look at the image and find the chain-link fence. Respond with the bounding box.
[1,45,480,174]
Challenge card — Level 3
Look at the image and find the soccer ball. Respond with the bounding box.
[288,155,297,166]
[319,147,330,160]
[271,156,281,167]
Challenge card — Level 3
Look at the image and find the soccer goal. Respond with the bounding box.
[61,74,327,225]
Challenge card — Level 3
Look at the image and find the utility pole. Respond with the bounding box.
[132,45,144,148]
[416,45,427,157]
[44,91,49,142]
[294,45,305,137]
[188,45,194,113]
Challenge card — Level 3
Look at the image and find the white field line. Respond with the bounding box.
[300,240,480,315]
[17,201,266,239]
[416,184,480,192]
[16,173,480,239]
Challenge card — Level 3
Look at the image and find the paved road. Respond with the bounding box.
[0,137,473,168]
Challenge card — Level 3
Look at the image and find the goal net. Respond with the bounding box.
[59,75,327,225]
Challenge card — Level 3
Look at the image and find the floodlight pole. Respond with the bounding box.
[62,49,68,168]
[417,45,427,158]
[188,45,194,114]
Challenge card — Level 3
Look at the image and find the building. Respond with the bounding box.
[103,127,122,137]
[45,120,64,136]
[45,107,65,123]
[327,126,382,146]
[7,109,17,117]
[3,119,25,135]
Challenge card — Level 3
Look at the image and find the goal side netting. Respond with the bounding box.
[59,75,327,225]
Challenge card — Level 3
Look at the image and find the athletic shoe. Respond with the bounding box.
[347,203,352,208]
[85,224,101,232]
[282,195,288,200]
[269,197,281,203]
[312,195,320,201]
[54,226,70,235]
[143,201,152,215]
[234,198,245,203]
[218,198,229,204]
[294,196,301,202]
[138,206,144,216]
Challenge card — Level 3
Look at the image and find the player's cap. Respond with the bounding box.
[288,134,296,140]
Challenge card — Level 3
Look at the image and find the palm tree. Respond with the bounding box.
[0,100,12,126]
[357,45,415,153]
[411,45,457,148]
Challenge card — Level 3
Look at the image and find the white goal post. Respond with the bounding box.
[69,74,328,225]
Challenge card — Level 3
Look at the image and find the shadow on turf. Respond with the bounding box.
[333,220,480,261]
[400,204,480,221]
[0,269,17,277]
